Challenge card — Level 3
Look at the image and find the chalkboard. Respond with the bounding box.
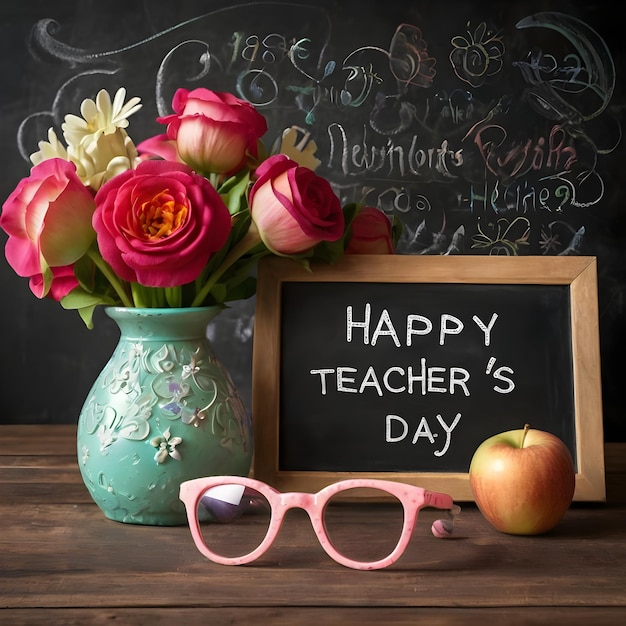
[252,255,605,501]
[0,1,625,446]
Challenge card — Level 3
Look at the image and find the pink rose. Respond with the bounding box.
[249,154,344,255]
[0,158,96,298]
[345,207,395,254]
[93,160,232,287]
[136,133,181,163]
[157,88,268,175]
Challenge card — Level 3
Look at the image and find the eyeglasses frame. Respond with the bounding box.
[179,476,456,570]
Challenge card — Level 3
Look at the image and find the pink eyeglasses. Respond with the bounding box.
[179,476,459,570]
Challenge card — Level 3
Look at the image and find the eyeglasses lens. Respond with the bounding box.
[196,484,271,558]
[323,487,405,563]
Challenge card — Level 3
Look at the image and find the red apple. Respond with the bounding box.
[469,424,576,535]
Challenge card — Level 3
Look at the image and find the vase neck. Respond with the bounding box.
[105,307,222,341]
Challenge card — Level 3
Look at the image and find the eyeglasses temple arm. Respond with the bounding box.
[424,490,455,511]
[424,490,462,538]
[425,491,462,521]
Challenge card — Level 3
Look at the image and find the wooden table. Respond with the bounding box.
[1,425,625,624]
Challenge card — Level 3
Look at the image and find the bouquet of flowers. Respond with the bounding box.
[0,87,398,328]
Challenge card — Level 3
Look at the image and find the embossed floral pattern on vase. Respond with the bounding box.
[77,306,253,525]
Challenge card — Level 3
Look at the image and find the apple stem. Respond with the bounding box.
[521,423,531,448]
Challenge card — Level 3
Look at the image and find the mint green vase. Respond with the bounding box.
[76,307,253,525]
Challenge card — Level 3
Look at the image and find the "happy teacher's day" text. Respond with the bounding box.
[308,304,516,457]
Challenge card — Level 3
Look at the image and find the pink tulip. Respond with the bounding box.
[157,88,268,175]
[0,158,96,298]
[93,160,232,287]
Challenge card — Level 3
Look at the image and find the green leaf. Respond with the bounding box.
[310,238,345,265]
[391,214,404,249]
[72,255,96,290]
[209,283,227,304]
[222,275,257,301]
[77,305,98,330]
[220,170,251,215]
[60,286,115,329]
[60,287,115,310]
[342,202,362,228]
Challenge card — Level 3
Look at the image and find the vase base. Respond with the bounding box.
[102,510,188,526]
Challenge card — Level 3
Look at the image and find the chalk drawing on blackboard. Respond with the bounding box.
[17,4,620,261]
[3,2,624,444]
[450,22,505,88]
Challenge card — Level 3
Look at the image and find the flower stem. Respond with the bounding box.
[191,224,264,307]
[87,249,134,307]
[165,286,182,308]
[130,283,152,308]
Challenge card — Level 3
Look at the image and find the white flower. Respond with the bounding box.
[67,129,138,190]
[30,88,142,190]
[30,127,69,165]
[62,88,142,149]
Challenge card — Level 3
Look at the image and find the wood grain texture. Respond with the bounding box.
[0,425,625,623]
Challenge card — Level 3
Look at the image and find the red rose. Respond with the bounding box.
[93,160,231,287]
[345,207,395,254]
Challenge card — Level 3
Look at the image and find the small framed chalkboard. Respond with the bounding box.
[252,255,605,501]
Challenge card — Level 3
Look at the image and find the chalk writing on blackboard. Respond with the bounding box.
[279,282,574,472]
[307,306,515,458]
[20,5,618,260]
[2,2,621,450]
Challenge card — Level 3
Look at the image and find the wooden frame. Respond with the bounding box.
[252,255,605,501]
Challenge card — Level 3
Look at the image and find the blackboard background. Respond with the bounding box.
[279,282,576,472]
[0,1,624,441]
